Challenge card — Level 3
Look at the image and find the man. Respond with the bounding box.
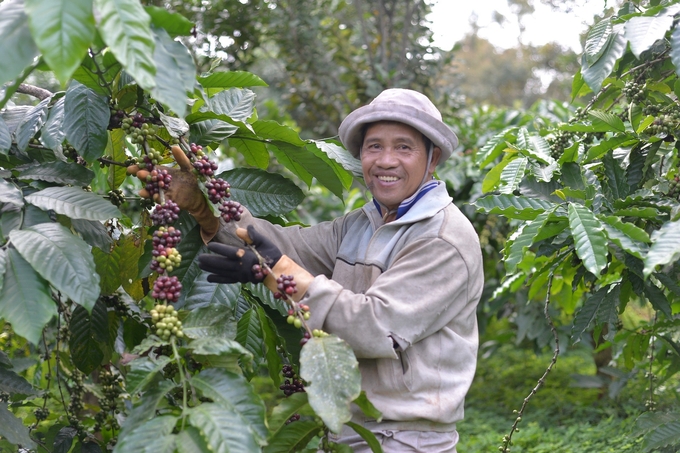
[198,89,484,452]
[138,89,483,451]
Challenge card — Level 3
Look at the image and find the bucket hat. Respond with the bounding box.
[338,88,457,167]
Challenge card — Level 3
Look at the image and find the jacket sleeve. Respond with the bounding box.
[304,235,483,360]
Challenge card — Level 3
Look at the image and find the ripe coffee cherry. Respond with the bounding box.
[151,200,180,226]
[153,226,182,249]
[251,263,270,281]
[280,365,305,396]
[152,275,182,302]
[274,275,297,299]
[151,246,182,274]
[145,168,172,198]
[193,156,218,177]
[219,200,243,223]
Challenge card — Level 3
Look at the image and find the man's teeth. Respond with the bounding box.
[378,176,398,182]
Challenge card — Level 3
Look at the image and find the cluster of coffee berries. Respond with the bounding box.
[151,275,182,302]
[280,365,305,396]
[153,226,182,248]
[286,306,310,328]
[121,114,159,144]
[102,294,129,317]
[94,368,123,432]
[151,247,182,274]
[151,200,180,226]
[275,275,298,299]
[144,168,172,198]
[251,263,270,281]
[285,413,301,425]
[140,148,165,168]
[547,130,574,159]
[163,362,179,379]
[107,189,126,207]
[184,143,244,223]
[109,109,126,129]
[219,200,244,223]
[623,81,645,104]
[150,304,184,340]
[33,407,49,422]
[645,109,680,136]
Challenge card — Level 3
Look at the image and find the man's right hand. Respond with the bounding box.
[127,145,220,241]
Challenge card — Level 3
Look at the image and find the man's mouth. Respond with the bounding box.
[377,176,398,182]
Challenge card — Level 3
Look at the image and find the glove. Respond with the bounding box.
[127,145,219,242]
[198,225,282,284]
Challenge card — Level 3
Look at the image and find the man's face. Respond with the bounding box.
[361,121,440,212]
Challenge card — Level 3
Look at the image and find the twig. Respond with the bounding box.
[17,84,53,101]
[500,274,560,453]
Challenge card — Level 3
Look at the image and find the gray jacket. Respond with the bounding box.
[214,182,483,432]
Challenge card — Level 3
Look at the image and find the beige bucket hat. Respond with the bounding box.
[338,88,458,167]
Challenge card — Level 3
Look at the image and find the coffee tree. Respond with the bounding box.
[471,1,680,451]
[0,0,379,452]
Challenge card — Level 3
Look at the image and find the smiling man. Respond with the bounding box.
[195,88,485,452]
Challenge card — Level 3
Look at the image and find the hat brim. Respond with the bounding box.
[338,103,458,167]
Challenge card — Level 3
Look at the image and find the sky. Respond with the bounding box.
[428,0,610,52]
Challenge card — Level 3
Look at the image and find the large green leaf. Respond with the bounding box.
[114,415,176,453]
[40,97,66,158]
[190,119,238,146]
[188,403,261,453]
[235,308,264,362]
[505,211,552,273]
[476,127,517,168]
[0,249,56,345]
[0,179,24,206]
[299,336,361,434]
[150,27,195,117]
[0,0,39,86]
[568,203,608,277]
[581,23,627,92]
[602,153,629,200]
[119,380,174,436]
[588,110,627,133]
[181,275,239,311]
[16,161,94,186]
[15,96,50,152]
[263,420,321,453]
[25,186,121,220]
[637,411,680,451]
[63,81,110,162]
[126,355,172,396]
[106,129,127,190]
[68,301,109,374]
[0,367,35,395]
[95,0,156,90]
[175,426,212,453]
[220,168,305,217]
[228,136,270,169]
[0,403,36,450]
[10,223,100,310]
[256,305,284,387]
[644,220,680,277]
[671,25,680,78]
[0,118,11,155]
[345,422,383,453]
[313,140,363,179]
[272,142,346,198]
[498,156,527,194]
[24,0,95,84]
[472,194,555,220]
[144,5,194,37]
[601,215,650,259]
[267,392,315,438]
[191,368,268,444]
[198,71,268,90]
[584,18,613,66]
[571,284,619,342]
[182,304,238,339]
[0,250,4,302]
[624,15,674,59]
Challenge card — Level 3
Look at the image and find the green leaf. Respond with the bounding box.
[472,194,555,220]
[72,219,113,251]
[106,129,127,190]
[586,136,638,162]
[144,5,194,37]
[644,220,680,277]
[671,25,680,78]
[0,249,56,345]
[639,414,680,451]
[63,81,110,162]
[181,276,239,311]
[267,392,315,437]
[0,402,36,450]
[182,304,237,339]
[16,161,94,186]
[191,368,268,443]
[572,284,619,342]
[588,110,627,133]
[95,0,156,90]
[584,18,613,66]
[10,223,100,310]
[126,355,171,396]
[498,156,527,194]
[568,203,608,277]
[299,336,361,434]
[644,280,672,318]
[150,27,195,117]
[275,142,347,198]
[313,140,363,179]
[206,88,256,122]
[24,0,95,84]
[235,308,264,361]
[581,24,627,93]
[603,153,629,200]
[601,215,650,257]
[198,71,268,90]
[190,118,237,146]
[0,367,35,395]
[119,380,174,437]
[228,136,269,169]
[263,419,321,453]
[113,415,176,453]
[25,186,122,220]
[221,168,305,217]
[0,118,11,155]
[175,426,211,453]
[624,15,674,59]
[476,127,517,168]
[69,301,109,374]
[352,391,382,422]
[0,179,24,206]
[0,0,39,86]
[345,422,384,453]
[15,96,50,152]
[256,305,283,387]
[188,403,261,453]
[159,112,189,138]
[505,211,552,273]
[189,336,252,358]
[40,97,66,157]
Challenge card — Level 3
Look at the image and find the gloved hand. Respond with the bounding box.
[198,225,282,284]
[127,145,219,242]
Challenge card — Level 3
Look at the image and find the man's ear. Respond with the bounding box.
[429,146,442,174]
